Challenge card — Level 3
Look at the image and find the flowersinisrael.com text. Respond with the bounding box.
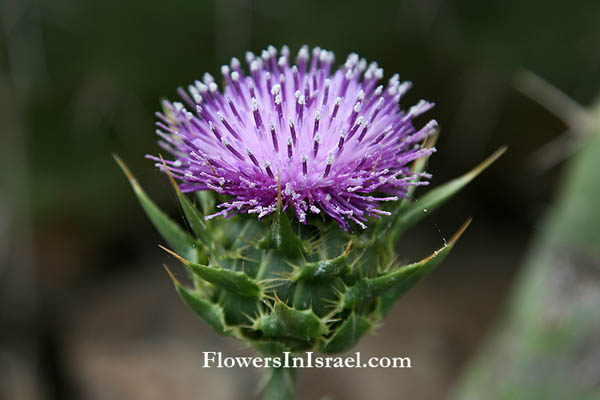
[202,352,412,369]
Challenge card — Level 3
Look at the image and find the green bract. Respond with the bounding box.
[115,145,504,399]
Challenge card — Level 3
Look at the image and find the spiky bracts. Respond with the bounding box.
[147,45,437,230]
[115,44,506,400]
[115,146,504,357]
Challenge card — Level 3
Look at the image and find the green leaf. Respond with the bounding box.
[163,265,235,337]
[160,245,264,299]
[343,263,420,310]
[290,241,352,282]
[256,297,329,341]
[114,155,197,262]
[387,147,505,243]
[158,156,212,249]
[321,311,374,354]
[378,218,471,316]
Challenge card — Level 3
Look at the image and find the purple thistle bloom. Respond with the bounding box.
[148,45,438,230]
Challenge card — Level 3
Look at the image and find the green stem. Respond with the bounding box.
[263,367,297,400]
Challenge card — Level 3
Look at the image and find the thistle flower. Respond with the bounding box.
[116,45,504,400]
[147,45,437,230]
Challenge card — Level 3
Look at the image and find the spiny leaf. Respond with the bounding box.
[256,295,329,341]
[163,265,235,337]
[160,245,264,300]
[114,154,198,262]
[159,155,212,248]
[388,147,505,243]
[379,218,472,316]
[290,241,352,282]
[321,311,374,354]
[342,262,420,310]
[345,218,471,310]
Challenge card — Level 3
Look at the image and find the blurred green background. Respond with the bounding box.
[1,0,599,399]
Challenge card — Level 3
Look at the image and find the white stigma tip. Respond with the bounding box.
[314,134,321,143]
[261,49,270,60]
[221,65,230,75]
[250,98,258,111]
[315,111,321,120]
[231,71,239,81]
[263,160,271,168]
[245,51,255,63]
[203,73,214,84]
[209,82,218,92]
[327,152,334,164]
[319,49,328,61]
[230,57,240,69]
[354,103,362,113]
[358,58,367,71]
[298,46,309,60]
[271,84,281,95]
[250,60,260,71]
[345,53,358,69]
[298,95,306,105]
[221,137,230,145]
[275,94,282,105]
[301,154,308,162]
[217,112,225,121]
[324,78,331,88]
[335,97,342,106]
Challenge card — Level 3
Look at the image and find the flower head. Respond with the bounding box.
[148,45,437,230]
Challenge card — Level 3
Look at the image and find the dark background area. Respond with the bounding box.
[1,0,599,399]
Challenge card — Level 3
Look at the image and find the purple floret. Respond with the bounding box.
[148,45,437,230]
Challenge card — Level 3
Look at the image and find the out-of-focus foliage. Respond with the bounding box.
[454,100,600,399]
